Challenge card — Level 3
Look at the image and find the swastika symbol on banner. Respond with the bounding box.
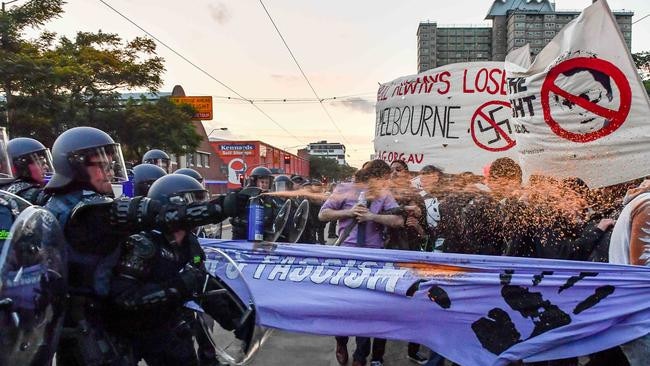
[470,101,516,152]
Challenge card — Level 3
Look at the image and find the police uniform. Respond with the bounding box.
[228,187,274,240]
[46,189,135,365]
[1,178,49,205]
[109,230,206,365]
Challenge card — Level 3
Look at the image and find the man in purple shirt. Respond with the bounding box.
[319,159,403,366]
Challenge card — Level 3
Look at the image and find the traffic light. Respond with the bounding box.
[283,154,291,164]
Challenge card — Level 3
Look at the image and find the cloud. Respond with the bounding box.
[208,2,231,25]
[330,97,375,114]
[270,74,302,84]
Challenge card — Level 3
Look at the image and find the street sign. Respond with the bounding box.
[169,96,213,120]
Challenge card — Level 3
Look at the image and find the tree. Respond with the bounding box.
[0,0,65,133]
[115,97,201,163]
[6,30,165,144]
[309,156,357,182]
[0,0,195,158]
[632,51,650,95]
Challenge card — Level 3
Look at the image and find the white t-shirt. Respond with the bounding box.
[609,192,650,265]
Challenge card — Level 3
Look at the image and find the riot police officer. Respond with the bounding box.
[43,127,136,365]
[133,163,167,196]
[229,167,275,240]
[272,174,293,192]
[299,180,327,244]
[110,174,216,365]
[44,127,232,365]
[142,149,171,173]
[175,167,204,186]
[0,137,54,205]
[172,167,223,364]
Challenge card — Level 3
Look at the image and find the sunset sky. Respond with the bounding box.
[29,0,650,167]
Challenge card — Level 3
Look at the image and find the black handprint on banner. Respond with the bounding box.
[471,270,615,355]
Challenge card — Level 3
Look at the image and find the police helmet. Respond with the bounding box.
[302,179,323,187]
[174,168,204,184]
[142,149,171,173]
[272,174,293,192]
[133,163,167,196]
[45,127,128,190]
[248,166,273,188]
[147,174,208,206]
[7,137,54,182]
[290,175,306,186]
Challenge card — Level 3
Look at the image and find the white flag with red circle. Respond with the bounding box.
[505,0,650,188]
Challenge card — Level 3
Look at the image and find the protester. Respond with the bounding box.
[505,176,615,261]
[608,179,650,365]
[319,159,403,366]
[384,160,436,365]
[385,160,426,251]
[327,182,339,239]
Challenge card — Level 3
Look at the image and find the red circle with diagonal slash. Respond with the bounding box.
[470,100,516,152]
[541,57,632,143]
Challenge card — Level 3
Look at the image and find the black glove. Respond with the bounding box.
[110,196,161,229]
[175,264,210,298]
[156,201,225,230]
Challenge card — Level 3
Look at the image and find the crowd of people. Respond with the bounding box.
[310,157,649,366]
[1,124,649,366]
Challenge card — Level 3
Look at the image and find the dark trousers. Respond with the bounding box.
[134,324,199,366]
[336,336,386,364]
[328,220,338,237]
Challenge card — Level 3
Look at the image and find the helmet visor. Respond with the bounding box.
[0,128,13,179]
[147,158,171,173]
[272,180,291,192]
[168,190,209,205]
[80,144,128,183]
[21,149,55,180]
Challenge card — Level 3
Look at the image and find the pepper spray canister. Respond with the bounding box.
[247,195,265,241]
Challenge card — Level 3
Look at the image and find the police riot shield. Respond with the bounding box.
[287,199,310,243]
[188,247,270,365]
[0,204,67,365]
[264,198,291,242]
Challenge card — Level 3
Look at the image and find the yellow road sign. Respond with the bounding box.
[169,96,213,120]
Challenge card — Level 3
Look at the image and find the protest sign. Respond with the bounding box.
[374,63,518,174]
[505,0,650,188]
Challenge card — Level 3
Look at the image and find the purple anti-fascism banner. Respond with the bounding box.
[200,240,650,366]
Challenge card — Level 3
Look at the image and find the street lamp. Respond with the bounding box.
[207,127,228,140]
[1,0,20,12]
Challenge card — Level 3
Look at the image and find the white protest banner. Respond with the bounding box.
[505,0,650,188]
[374,62,518,174]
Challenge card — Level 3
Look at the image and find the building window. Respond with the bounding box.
[196,152,210,168]
[186,153,195,167]
[194,153,202,167]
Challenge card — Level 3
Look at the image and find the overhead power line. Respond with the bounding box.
[96,0,303,144]
[258,0,352,148]
[633,14,650,25]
